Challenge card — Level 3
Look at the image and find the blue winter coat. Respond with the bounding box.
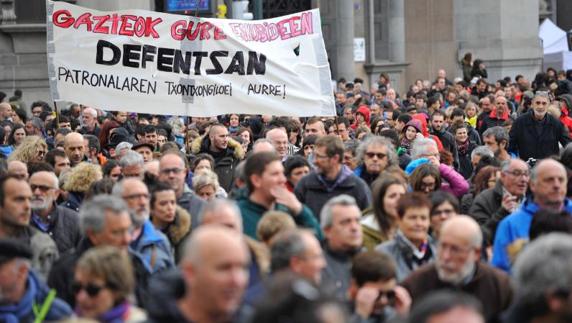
[492,198,572,272]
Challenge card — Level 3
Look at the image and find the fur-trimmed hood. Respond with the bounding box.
[166,206,192,245]
[190,135,245,160]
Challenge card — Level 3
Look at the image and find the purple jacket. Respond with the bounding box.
[439,164,469,197]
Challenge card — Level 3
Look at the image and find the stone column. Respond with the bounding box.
[364,0,376,64]
[388,0,405,63]
[335,0,354,80]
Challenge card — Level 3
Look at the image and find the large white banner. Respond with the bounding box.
[46,1,335,116]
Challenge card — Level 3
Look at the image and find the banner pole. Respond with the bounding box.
[54,101,60,130]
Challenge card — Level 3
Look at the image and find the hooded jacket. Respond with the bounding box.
[158,206,192,263]
[191,135,244,192]
[351,105,371,130]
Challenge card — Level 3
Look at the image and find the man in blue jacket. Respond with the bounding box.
[492,159,572,272]
[0,239,72,322]
[113,177,174,273]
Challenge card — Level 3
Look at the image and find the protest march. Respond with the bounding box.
[2,1,572,323]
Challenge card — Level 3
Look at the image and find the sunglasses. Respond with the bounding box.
[72,282,110,297]
[30,184,56,192]
[365,152,387,159]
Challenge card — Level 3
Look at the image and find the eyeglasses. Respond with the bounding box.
[365,152,387,159]
[437,242,473,257]
[30,184,56,192]
[504,170,530,178]
[123,193,149,200]
[72,282,110,297]
[160,168,184,175]
[314,153,330,159]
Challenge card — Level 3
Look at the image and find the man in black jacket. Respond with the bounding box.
[430,111,459,169]
[509,92,570,161]
[469,158,529,242]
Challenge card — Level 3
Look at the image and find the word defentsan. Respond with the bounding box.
[96,40,267,76]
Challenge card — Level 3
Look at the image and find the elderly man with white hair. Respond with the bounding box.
[29,170,80,254]
[401,216,512,323]
[78,106,100,136]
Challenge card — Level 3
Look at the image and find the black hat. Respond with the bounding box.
[132,142,155,152]
[0,239,32,265]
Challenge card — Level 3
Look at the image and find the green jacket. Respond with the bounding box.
[237,196,323,241]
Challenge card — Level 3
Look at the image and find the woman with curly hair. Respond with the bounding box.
[62,162,103,212]
[7,135,47,163]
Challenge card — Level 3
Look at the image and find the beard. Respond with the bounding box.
[31,198,51,211]
[131,209,149,228]
[436,260,476,285]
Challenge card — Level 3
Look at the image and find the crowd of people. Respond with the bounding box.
[2,59,572,323]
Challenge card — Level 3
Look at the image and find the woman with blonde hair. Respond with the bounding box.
[62,162,103,212]
[74,246,146,322]
[7,135,47,163]
[192,169,225,201]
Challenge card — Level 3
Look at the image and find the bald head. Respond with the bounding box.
[266,128,288,158]
[200,199,243,233]
[440,216,483,248]
[64,132,85,166]
[7,160,28,180]
[252,139,276,154]
[530,159,568,210]
[530,159,566,183]
[185,226,247,264]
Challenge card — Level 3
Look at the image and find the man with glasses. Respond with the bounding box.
[159,151,205,229]
[402,216,512,323]
[509,92,570,161]
[470,159,530,242]
[354,136,398,187]
[113,178,174,273]
[349,251,411,322]
[29,170,80,254]
[492,159,572,272]
[295,135,371,219]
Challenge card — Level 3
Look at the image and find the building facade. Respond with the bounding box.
[0,0,543,105]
